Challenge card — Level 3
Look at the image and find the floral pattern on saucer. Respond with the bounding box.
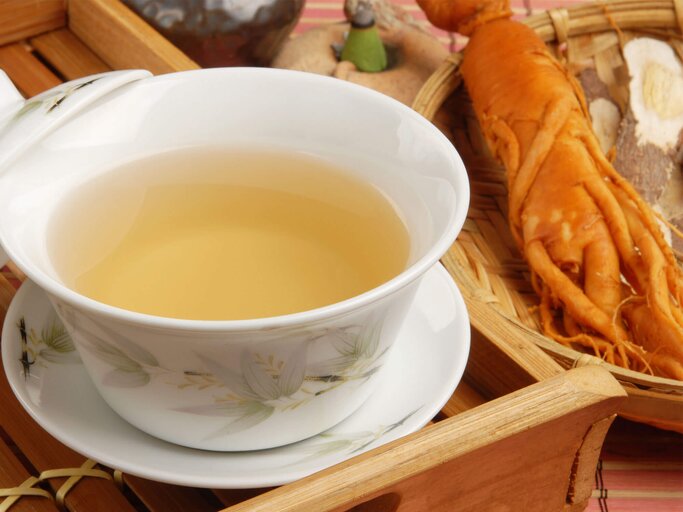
[293,407,422,463]
[16,314,80,377]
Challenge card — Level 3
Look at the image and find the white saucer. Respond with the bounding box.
[2,264,470,489]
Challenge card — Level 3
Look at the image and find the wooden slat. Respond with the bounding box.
[0,283,239,510]
[0,0,66,47]
[0,354,137,512]
[0,43,60,97]
[618,385,683,432]
[213,488,273,508]
[123,475,223,512]
[67,0,199,74]
[0,274,16,331]
[0,438,59,512]
[5,262,26,284]
[565,415,617,510]
[463,304,564,399]
[29,29,110,80]
[441,380,488,417]
[223,367,626,512]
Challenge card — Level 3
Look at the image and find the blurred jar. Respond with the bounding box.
[123,0,305,67]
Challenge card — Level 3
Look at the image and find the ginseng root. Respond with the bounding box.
[418,0,683,379]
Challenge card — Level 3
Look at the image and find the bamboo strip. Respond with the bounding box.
[524,5,679,41]
[5,263,26,285]
[0,275,16,330]
[0,44,60,97]
[29,29,110,80]
[0,0,65,47]
[441,380,488,416]
[223,367,626,512]
[213,489,273,508]
[0,359,136,511]
[67,0,199,74]
[0,438,59,512]
[122,475,222,512]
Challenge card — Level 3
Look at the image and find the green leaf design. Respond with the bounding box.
[76,324,157,388]
[242,351,281,401]
[40,317,74,353]
[330,330,358,356]
[103,368,150,387]
[357,365,382,382]
[359,322,382,358]
[195,353,260,401]
[307,355,357,376]
[177,400,262,418]
[88,321,159,367]
[278,342,308,397]
[302,439,355,458]
[13,100,42,120]
[178,401,275,438]
[205,402,275,439]
[327,321,382,360]
[10,77,101,122]
[290,407,424,466]
[84,335,144,373]
[385,407,422,432]
[353,438,382,453]
[27,315,79,366]
[38,348,80,364]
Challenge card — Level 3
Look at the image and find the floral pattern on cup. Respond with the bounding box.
[16,314,80,377]
[13,78,102,120]
[12,302,427,464]
[74,318,389,437]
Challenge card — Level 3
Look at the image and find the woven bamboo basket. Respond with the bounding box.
[412,0,683,433]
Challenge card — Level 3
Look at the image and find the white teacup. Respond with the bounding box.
[0,68,469,451]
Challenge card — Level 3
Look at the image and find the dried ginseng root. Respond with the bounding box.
[418,0,683,379]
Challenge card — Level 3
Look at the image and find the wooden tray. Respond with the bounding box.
[0,1,625,511]
[412,0,683,433]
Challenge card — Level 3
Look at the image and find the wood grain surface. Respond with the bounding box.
[29,29,109,80]
[223,367,626,511]
[67,0,198,74]
[0,0,65,47]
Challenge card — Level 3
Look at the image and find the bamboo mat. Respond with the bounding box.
[295,2,683,512]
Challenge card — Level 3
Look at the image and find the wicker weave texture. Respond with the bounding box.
[413,0,683,431]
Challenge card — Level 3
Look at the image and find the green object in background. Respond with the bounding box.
[340,2,387,73]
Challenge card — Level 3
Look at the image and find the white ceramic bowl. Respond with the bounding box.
[0,68,469,451]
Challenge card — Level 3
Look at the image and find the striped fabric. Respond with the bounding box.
[295,0,589,50]
[295,3,683,511]
[296,0,457,48]
[586,419,683,511]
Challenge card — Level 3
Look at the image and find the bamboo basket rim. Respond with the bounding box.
[412,0,683,398]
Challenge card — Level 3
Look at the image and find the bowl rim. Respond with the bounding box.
[2,67,470,332]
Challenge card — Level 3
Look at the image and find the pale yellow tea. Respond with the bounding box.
[50,148,410,320]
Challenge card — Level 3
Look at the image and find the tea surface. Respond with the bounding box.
[50,149,410,320]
